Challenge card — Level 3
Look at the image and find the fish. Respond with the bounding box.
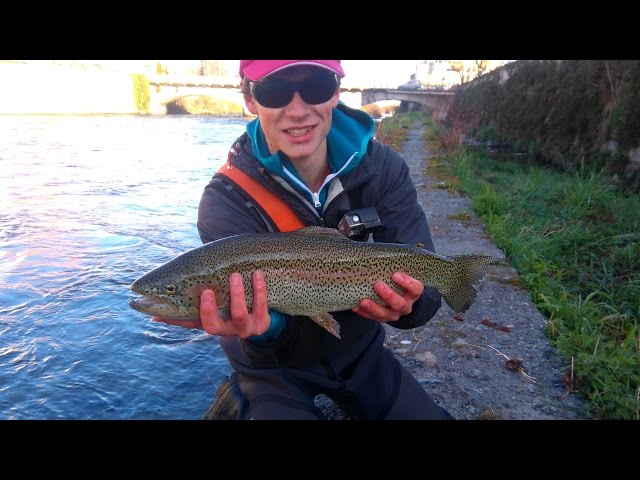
[129,226,493,338]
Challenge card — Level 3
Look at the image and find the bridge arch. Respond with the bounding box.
[361,89,455,120]
[149,83,247,115]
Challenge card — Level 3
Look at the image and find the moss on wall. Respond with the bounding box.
[448,60,640,190]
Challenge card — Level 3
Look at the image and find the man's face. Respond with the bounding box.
[244,66,340,162]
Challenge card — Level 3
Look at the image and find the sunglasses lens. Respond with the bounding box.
[298,74,338,105]
[252,81,293,108]
[252,72,337,108]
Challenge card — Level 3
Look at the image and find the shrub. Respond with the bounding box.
[132,74,150,114]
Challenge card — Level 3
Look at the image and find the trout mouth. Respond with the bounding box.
[129,278,185,318]
[129,294,183,318]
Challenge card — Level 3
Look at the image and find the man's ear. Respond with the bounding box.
[244,94,259,115]
[331,89,340,108]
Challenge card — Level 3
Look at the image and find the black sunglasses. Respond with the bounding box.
[249,72,339,109]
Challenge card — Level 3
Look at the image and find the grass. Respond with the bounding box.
[375,111,425,151]
[377,111,640,419]
[435,129,639,419]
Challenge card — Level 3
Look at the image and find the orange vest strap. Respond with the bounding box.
[216,161,305,232]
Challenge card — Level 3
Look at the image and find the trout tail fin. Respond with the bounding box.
[439,255,493,313]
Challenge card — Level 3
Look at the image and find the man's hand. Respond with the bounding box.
[352,272,424,323]
[153,271,272,339]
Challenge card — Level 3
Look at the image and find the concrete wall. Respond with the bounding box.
[0,62,137,115]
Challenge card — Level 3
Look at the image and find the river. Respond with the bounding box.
[0,114,249,419]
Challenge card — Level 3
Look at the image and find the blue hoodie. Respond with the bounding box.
[244,102,375,213]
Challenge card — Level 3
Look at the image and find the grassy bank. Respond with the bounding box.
[165,96,244,115]
[381,111,639,419]
[375,111,424,150]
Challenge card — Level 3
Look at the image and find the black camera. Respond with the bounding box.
[338,207,382,238]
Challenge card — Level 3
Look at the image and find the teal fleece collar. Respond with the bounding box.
[245,102,375,209]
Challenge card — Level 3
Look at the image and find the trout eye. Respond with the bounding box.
[165,284,176,295]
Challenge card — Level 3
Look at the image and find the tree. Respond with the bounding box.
[475,60,489,77]
[449,60,489,83]
[450,61,474,83]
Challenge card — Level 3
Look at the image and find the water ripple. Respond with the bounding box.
[0,114,246,419]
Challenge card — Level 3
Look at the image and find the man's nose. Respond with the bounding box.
[284,91,312,115]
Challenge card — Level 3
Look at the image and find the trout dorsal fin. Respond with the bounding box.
[293,226,350,241]
[308,313,341,338]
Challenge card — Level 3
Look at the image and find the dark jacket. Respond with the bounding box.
[197,109,442,369]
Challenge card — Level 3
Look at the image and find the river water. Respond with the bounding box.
[0,114,249,419]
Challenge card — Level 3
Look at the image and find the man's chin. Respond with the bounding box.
[281,142,319,160]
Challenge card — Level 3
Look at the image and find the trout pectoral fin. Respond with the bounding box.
[308,313,341,339]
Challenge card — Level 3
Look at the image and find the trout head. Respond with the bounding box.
[129,250,219,320]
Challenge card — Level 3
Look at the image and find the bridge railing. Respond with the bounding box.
[420,83,449,91]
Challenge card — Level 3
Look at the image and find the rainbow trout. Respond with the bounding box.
[129,227,492,338]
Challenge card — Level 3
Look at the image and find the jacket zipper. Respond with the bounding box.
[282,151,359,210]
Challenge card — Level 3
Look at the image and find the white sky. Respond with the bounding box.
[87,60,424,88]
[341,60,421,88]
[197,60,419,88]
[221,60,421,88]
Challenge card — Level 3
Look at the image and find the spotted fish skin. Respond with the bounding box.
[129,227,493,337]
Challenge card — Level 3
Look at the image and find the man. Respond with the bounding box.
[156,60,454,420]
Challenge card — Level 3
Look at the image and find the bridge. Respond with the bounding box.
[147,74,368,114]
[147,74,455,118]
[147,73,367,92]
[361,88,455,120]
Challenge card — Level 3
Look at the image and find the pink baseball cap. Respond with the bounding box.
[239,60,345,81]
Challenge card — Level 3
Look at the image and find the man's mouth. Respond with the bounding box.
[286,126,313,137]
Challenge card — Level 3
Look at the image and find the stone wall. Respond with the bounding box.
[449,60,640,191]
